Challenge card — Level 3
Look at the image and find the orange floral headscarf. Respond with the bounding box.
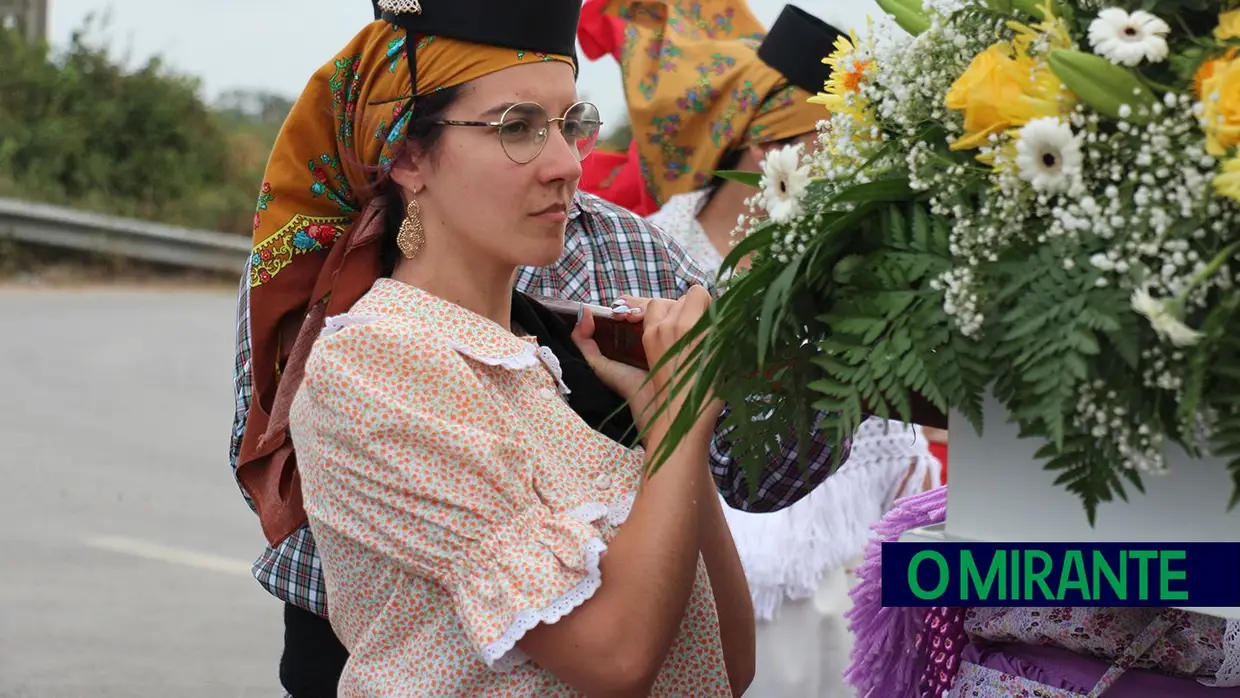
[237,19,573,546]
[594,0,823,206]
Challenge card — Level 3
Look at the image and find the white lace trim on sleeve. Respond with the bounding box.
[1203,618,1240,687]
[479,493,635,672]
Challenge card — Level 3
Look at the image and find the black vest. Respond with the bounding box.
[509,291,639,448]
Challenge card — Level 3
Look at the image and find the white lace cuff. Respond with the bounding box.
[465,494,635,671]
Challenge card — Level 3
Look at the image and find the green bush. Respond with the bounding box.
[0,16,279,236]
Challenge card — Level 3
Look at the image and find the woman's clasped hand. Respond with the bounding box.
[571,284,723,442]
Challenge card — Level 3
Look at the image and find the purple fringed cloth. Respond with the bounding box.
[844,485,969,697]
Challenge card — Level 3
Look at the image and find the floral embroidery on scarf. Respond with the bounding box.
[648,113,694,183]
[659,41,684,71]
[308,155,358,213]
[709,80,759,147]
[746,84,801,143]
[708,116,733,148]
[329,54,363,149]
[637,36,677,99]
[253,181,275,231]
[712,7,737,34]
[385,35,408,73]
[620,26,646,95]
[515,50,553,62]
[705,51,736,76]
[758,83,798,114]
[374,101,412,169]
[639,155,659,202]
[678,83,720,113]
[638,73,659,100]
[733,79,762,112]
[250,214,351,287]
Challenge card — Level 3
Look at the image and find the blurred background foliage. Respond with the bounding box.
[0,15,636,236]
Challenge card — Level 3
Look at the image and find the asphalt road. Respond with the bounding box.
[0,286,283,697]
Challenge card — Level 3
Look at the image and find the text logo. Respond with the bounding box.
[880,542,1240,607]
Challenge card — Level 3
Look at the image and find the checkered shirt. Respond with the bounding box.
[229,190,843,616]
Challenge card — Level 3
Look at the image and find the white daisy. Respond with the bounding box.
[1088,8,1171,67]
[760,144,811,224]
[1014,118,1083,195]
[1130,285,1204,347]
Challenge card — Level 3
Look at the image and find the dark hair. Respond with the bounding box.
[379,84,465,275]
[701,148,746,209]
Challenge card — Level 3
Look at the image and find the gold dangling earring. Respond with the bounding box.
[396,196,425,259]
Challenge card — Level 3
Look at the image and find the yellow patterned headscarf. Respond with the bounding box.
[238,19,574,546]
[249,23,572,287]
[604,0,823,205]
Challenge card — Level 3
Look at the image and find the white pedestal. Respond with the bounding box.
[898,392,1240,620]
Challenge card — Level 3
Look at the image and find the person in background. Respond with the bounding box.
[578,3,942,696]
[227,2,852,695]
[923,426,949,483]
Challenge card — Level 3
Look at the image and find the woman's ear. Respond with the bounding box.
[388,155,426,194]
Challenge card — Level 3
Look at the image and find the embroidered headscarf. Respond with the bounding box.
[579,1,841,209]
[237,6,579,547]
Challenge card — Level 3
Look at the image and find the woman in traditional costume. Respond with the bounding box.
[238,1,758,694]
[578,3,943,696]
[847,486,1240,696]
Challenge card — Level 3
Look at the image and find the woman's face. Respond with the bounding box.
[397,61,587,272]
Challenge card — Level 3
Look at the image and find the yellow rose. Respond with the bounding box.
[945,42,1075,151]
[1214,156,1240,203]
[1199,51,1240,156]
[945,45,1020,150]
[1216,9,1240,41]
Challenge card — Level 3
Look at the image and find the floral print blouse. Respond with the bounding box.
[288,279,731,697]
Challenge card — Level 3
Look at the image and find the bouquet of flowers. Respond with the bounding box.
[654,0,1240,521]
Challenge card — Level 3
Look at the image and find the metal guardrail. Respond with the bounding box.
[0,197,250,274]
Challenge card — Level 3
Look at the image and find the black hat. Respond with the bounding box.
[378,0,582,93]
[758,6,844,95]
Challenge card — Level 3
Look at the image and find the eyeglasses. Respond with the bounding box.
[434,101,603,165]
